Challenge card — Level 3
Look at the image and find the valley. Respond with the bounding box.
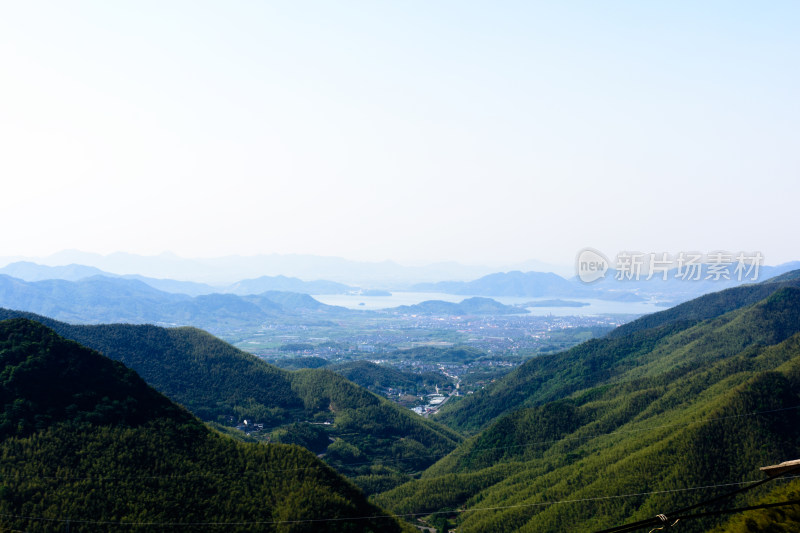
[1,264,800,531]
[5,3,797,530]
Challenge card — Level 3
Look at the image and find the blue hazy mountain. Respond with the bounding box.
[389,296,527,315]
[0,261,219,296]
[411,262,800,302]
[410,270,632,301]
[225,274,355,295]
[412,271,583,296]
[0,275,350,333]
[0,261,360,296]
[0,261,110,281]
[14,250,507,285]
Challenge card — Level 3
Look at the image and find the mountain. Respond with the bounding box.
[0,308,460,494]
[412,270,585,297]
[0,260,220,296]
[244,290,344,313]
[0,275,353,334]
[329,360,451,395]
[389,296,526,316]
[608,276,800,338]
[122,273,219,295]
[270,355,331,369]
[13,250,509,285]
[410,262,800,304]
[389,345,486,364]
[372,277,800,532]
[0,274,190,323]
[435,275,800,434]
[226,274,355,295]
[586,261,800,303]
[0,318,412,532]
[757,260,800,281]
[0,260,109,281]
[764,267,800,283]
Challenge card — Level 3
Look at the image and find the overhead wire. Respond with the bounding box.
[594,465,800,533]
[1,475,798,529]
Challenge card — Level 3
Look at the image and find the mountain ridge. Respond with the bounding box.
[0,307,461,494]
[373,280,800,532]
[0,317,413,532]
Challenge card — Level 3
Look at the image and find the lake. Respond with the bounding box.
[312,291,666,316]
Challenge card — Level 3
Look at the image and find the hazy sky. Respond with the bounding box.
[2,1,798,267]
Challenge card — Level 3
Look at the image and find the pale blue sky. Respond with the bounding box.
[1,1,798,266]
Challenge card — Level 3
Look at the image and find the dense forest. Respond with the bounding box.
[0,318,413,532]
[371,284,800,531]
[0,309,460,494]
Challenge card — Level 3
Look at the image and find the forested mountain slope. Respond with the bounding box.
[375,286,800,532]
[0,318,413,532]
[0,308,460,494]
[436,276,800,433]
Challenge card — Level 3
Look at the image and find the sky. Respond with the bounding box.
[1,1,798,268]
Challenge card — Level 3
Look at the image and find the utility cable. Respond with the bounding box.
[594,464,800,533]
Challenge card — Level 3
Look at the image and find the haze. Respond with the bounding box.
[1,1,798,266]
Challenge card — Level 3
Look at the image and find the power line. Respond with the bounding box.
[665,498,800,525]
[594,465,800,533]
[2,476,798,529]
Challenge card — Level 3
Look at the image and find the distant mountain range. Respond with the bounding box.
[0,274,539,333]
[3,259,800,310]
[0,261,359,295]
[226,274,354,295]
[412,262,800,302]
[412,270,644,301]
[1,250,563,285]
[0,274,351,333]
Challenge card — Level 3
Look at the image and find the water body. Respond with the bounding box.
[312,292,665,315]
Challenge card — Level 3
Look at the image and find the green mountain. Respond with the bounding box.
[373,282,800,532]
[0,308,460,494]
[0,318,412,533]
[609,277,800,338]
[436,277,800,434]
[329,360,451,395]
[389,345,486,364]
[271,355,331,369]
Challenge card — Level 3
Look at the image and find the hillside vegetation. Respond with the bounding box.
[0,309,460,494]
[373,285,800,532]
[435,277,800,434]
[0,318,413,532]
